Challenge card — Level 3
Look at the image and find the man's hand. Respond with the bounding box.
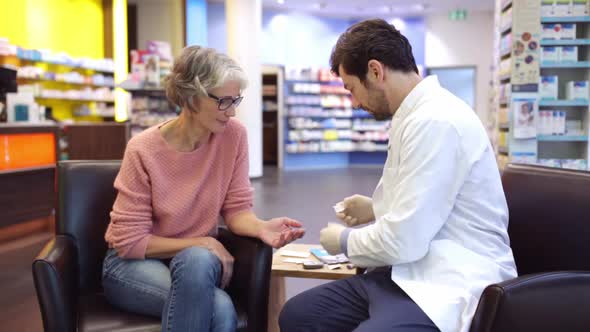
[259,217,305,248]
[335,194,375,226]
[204,237,234,289]
[320,223,346,255]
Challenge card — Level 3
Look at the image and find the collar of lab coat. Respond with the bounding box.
[392,75,440,124]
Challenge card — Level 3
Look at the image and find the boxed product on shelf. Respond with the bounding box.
[562,159,587,170]
[499,131,508,147]
[511,152,537,164]
[560,46,578,62]
[499,58,512,76]
[566,81,589,100]
[554,0,572,16]
[542,23,577,40]
[561,23,577,39]
[499,107,509,124]
[292,83,320,94]
[572,0,589,15]
[538,158,562,167]
[541,46,560,62]
[542,24,558,39]
[499,83,511,103]
[541,0,555,16]
[538,158,587,170]
[500,6,512,29]
[500,33,512,52]
[539,110,566,135]
[540,76,558,99]
[147,40,173,62]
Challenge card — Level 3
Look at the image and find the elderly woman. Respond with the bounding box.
[102,46,305,332]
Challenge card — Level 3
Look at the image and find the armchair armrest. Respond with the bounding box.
[217,227,272,332]
[32,235,79,332]
[470,271,590,332]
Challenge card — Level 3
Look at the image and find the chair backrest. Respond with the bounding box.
[502,163,590,275]
[57,160,121,292]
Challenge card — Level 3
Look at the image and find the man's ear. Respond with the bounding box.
[367,59,385,84]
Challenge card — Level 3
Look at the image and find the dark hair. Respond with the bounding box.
[330,18,418,81]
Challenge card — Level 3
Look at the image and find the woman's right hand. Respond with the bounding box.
[203,237,234,289]
[336,194,375,227]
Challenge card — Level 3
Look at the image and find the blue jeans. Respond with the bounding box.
[102,247,237,332]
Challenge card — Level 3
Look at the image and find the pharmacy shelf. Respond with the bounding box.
[285,79,343,85]
[35,97,115,103]
[537,135,588,142]
[541,16,590,23]
[539,99,589,107]
[286,139,353,143]
[541,39,590,46]
[540,61,590,68]
[15,57,114,74]
[17,77,115,88]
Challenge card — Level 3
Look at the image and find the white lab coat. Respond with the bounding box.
[346,76,517,332]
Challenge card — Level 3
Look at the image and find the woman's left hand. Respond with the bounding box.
[259,217,305,248]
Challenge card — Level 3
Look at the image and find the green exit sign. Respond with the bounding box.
[449,9,468,21]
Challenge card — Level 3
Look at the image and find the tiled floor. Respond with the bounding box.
[0,166,382,331]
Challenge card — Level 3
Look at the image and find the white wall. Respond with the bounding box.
[425,11,494,122]
[135,0,184,57]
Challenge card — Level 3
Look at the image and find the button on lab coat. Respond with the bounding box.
[347,76,517,332]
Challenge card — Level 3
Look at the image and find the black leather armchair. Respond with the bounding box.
[470,164,590,332]
[33,160,272,332]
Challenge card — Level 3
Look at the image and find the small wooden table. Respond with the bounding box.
[267,244,358,332]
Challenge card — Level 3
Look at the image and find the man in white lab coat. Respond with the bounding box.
[279,19,517,332]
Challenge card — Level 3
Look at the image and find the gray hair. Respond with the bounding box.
[164,46,248,112]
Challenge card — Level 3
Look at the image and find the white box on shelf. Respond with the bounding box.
[572,0,589,15]
[542,46,560,62]
[566,81,589,100]
[560,46,578,62]
[552,111,561,134]
[542,24,558,39]
[540,76,559,100]
[554,0,572,16]
[560,23,577,39]
[559,111,566,135]
[542,0,556,16]
[543,111,553,135]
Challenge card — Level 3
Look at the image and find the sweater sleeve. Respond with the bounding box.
[106,144,153,259]
[221,125,254,219]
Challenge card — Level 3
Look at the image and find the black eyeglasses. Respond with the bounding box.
[207,93,244,111]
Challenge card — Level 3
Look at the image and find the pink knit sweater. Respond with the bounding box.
[104,119,253,259]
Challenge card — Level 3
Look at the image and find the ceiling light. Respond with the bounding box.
[277,0,284,4]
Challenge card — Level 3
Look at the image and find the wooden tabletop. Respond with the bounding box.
[272,243,358,280]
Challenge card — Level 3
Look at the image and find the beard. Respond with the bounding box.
[364,87,392,121]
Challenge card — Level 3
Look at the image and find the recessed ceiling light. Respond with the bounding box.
[277,0,284,4]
